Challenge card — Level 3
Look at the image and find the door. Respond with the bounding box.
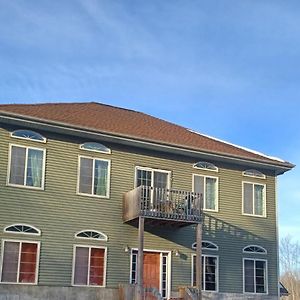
[144,252,160,299]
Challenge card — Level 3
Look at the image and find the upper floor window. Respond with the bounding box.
[192,241,218,251]
[243,169,266,179]
[75,230,108,241]
[243,182,266,217]
[80,142,111,154]
[11,130,46,143]
[78,156,110,198]
[243,245,267,254]
[8,144,45,189]
[193,174,218,211]
[4,224,41,236]
[135,167,170,190]
[193,161,218,172]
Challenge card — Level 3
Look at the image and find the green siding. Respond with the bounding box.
[0,125,279,295]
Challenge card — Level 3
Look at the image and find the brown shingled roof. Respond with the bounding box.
[0,102,292,167]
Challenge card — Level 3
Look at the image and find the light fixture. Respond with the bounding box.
[172,249,180,257]
[124,245,130,253]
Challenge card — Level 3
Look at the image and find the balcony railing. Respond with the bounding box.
[123,186,202,225]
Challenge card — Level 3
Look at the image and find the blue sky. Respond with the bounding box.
[0,0,299,240]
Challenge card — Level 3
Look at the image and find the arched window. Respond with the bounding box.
[192,241,218,251]
[80,142,111,154]
[4,224,41,236]
[75,230,108,241]
[193,161,218,172]
[11,130,46,143]
[243,169,266,179]
[243,245,267,254]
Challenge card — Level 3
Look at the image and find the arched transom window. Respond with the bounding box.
[243,245,267,254]
[192,241,218,251]
[80,142,111,154]
[11,129,46,143]
[193,161,218,172]
[4,224,41,235]
[75,230,108,241]
[243,169,266,179]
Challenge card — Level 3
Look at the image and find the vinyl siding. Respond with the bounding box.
[0,125,278,295]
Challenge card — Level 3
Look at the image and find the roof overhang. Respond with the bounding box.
[0,112,294,175]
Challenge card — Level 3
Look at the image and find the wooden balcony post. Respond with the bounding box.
[196,222,202,300]
[136,216,144,300]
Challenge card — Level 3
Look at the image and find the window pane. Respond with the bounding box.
[10,146,26,185]
[153,172,168,189]
[243,183,253,214]
[136,169,152,187]
[89,248,105,286]
[194,176,204,195]
[206,178,216,210]
[255,260,266,293]
[19,243,37,283]
[74,247,89,285]
[1,241,19,283]
[79,158,93,194]
[204,256,216,291]
[244,260,255,293]
[254,185,264,216]
[94,160,108,196]
[26,149,44,187]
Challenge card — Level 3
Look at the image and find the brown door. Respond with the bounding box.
[143,252,161,299]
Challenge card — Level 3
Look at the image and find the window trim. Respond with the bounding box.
[191,254,219,292]
[192,241,219,251]
[10,130,46,143]
[0,239,40,285]
[75,230,108,241]
[242,169,266,179]
[242,181,266,218]
[71,244,107,287]
[4,224,41,236]
[192,174,219,212]
[77,155,111,199]
[7,144,46,190]
[79,142,111,154]
[243,258,268,295]
[243,245,267,255]
[193,161,218,172]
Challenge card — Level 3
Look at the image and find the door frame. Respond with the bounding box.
[130,248,172,299]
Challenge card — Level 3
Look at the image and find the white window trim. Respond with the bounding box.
[72,244,107,287]
[0,239,40,285]
[243,245,267,255]
[243,258,268,295]
[79,142,111,154]
[242,181,266,218]
[242,169,266,179]
[192,174,219,212]
[191,254,219,292]
[75,230,108,241]
[10,130,47,143]
[7,144,46,190]
[4,224,41,236]
[192,241,219,251]
[77,155,111,199]
[193,162,219,172]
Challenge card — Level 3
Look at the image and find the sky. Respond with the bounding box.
[0,0,299,241]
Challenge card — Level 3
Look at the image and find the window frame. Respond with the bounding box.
[242,169,266,179]
[243,258,268,295]
[192,241,219,251]
[72,244,107,287]
[191,254,219,292]
[10,130,46,143]
[243,245,267,255]
[192,174,219,212]
[77,155,111,199]
[193,161,218,172]
[4,224,41,236]
[0,239,40,285]
[242,181,266,218]
[7,144,46,190]
[75,230,108,241]
[79,142,111,154]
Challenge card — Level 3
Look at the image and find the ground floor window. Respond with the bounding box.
[244,258,267,294]
[192,255,218,291]
[1,240,39,284]
[73,245,106,286]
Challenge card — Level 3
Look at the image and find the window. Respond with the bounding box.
[75,230,108,241]
[244,259,267,294]
[193,175,218,211]
[243,182,266,217]
[0,240,40,284]
[135,167,170,189]
[11,130,46,143]
[78,156,110,197]
[192,241,218,251]
[8,145,45,189]
[80,142,111,154]
[4,224,40,236]
[73,246,106,286]
[243,245,267,254]
[192,255,218,291]
[243,169,266,179]
[193,161,218,172]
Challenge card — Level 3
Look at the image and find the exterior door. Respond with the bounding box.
[144,252,160,299]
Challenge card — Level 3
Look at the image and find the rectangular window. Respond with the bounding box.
[192,255,218,291]
[73,246,106,286]
[1,241,39,284]
[8,145,45,189]
[78,156,110,197]
[193,175,218,211]
[244,259,267,294]
[243,182,266,216]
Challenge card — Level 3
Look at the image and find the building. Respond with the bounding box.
[0,102,294,300]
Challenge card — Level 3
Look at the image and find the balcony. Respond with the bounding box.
[123,186,202,227]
